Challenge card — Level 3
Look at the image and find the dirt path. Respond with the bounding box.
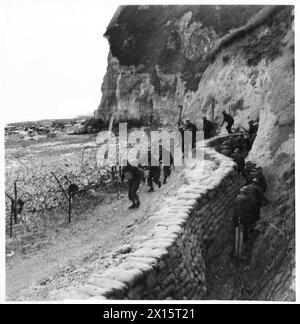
[6,167,184,301]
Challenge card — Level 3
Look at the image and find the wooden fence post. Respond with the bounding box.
[10,200,14,238]
[14,182,18,224]
[68,194,72,223]
[51,172,71,223]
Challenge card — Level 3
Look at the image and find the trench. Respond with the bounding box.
[46,133,293,301]
[202,136,255,300]
[54,134,250,300]
[203,136,294,301]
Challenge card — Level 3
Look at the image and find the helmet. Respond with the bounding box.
[240,187,249,194]
[253,167,263,174]
[245,161,256,167]
[234,148,241,153]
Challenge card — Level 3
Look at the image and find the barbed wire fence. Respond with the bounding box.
[5,130,185,240]
[5,145,121,239]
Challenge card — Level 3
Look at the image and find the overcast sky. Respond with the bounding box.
[0,0,291,124]
[1,0,118,124]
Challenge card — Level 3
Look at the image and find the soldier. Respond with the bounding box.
[243,178,269,218]
[146,149,161,192]
[232,191,258,242]
[251,177,269,205]
[221,111,234,134]
[248,120,258,148]
[232,183,263,260]
[202,116,214,139]
[240,185,262,222]
[178,125,185,159]
[248,120,259,135]
[220,145,232,158]
[185,119,198,150]
[231,148,245,175]
[241,141,250,159]
[234,135,250,152]
[246,167,267,193]
[147,166,161,192]
[121,162,145,209]
[159,146,174,185]
[241,161,257,179]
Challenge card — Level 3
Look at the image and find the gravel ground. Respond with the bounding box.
[6,164,184,301]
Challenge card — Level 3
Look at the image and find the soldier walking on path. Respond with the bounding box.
[221,111,234,134]
[232,148,245,175]
[145,149,161,192]
[121,162,145,209]
[159,145,174,185]
[185,119,198,150]
[202,116,214,139]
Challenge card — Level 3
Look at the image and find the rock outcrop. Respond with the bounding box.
[95,5,266,123]
[94,5,295,300]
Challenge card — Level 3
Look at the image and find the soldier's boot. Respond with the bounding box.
[129,202,136,209]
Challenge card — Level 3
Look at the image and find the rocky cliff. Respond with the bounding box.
[96,5,265,122]
[96,5,293,127]
[95,5,295,300]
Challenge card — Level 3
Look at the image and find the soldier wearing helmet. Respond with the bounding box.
[232,148,245,175]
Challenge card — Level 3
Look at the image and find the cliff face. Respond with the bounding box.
[95,5,295,300]
[96,4,294,178]
[95,5,265,122]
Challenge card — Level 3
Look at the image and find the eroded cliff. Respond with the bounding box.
[95,5,295,300]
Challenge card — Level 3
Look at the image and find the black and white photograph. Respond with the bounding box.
[0,0,296,305]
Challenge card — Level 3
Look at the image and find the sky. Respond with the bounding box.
[0,0,295,124]
[0,0,118,124]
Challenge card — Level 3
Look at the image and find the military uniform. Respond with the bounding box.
[146,151,161,192]
[122,164,145,209]
[240,184,265,221]
[220,146,232,158]
[203,118,214,139]
[232,193,258,241]
[241,161,257,179]
[221,112,234,134]
[148,167,161,192]
[232,150,245,175]
[246,171,267,193]
[159,146,174,184]
[185,121,198,150]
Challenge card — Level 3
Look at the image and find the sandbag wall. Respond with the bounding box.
[61,137,240,300]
